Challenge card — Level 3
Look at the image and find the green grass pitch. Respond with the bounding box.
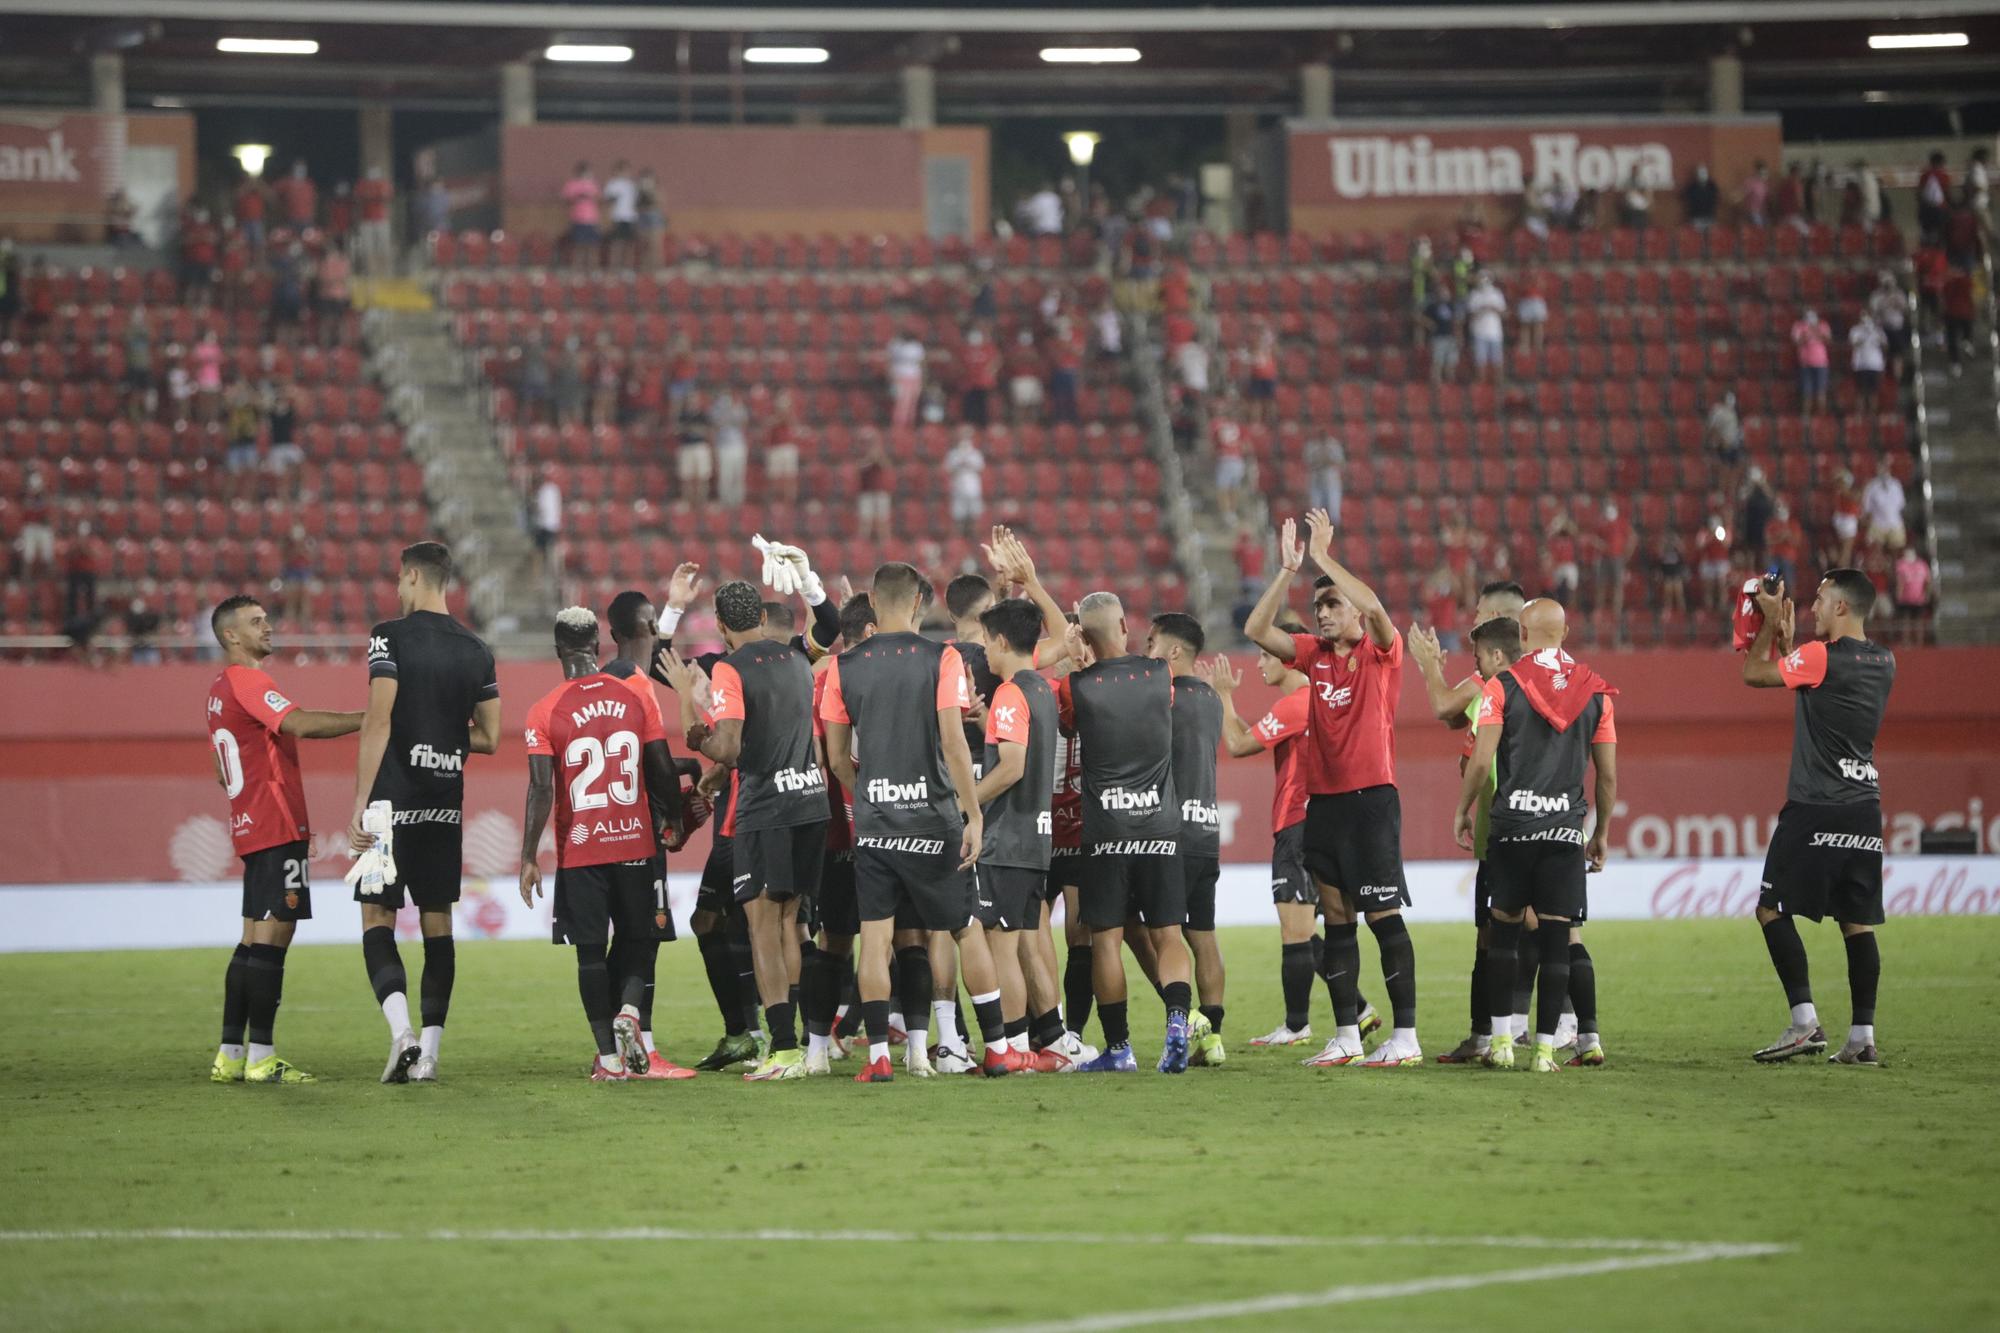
[2,919,1996,1331]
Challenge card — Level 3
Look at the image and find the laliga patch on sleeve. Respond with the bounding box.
[264,690,292,713]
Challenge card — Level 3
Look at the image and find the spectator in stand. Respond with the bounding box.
[315,244,351,349]
[664,332,696,419]
[1045,317,1083,424]
[1571,185,1601,230]
[1831,469,1862,566]
[166,362,193,421]
[1424,283,1460,385]
[1738,467,1775,570]
[63,521,103,623]
[275,160,317,231]
[1243,318,1278,424]
[1618,169,1654,228]
[1656,531,1688,618]
[1409,234,1436,339]
[1546,515,1580,605]
[676,399,713,503]
[124,595,162,665]
[1894,547,1932,643]
[1513,270,1549,356]
[417,177,451,247]
[1522,177,1557,239]
[354,167,394,275]
[105,189,140,247]
[1172,331,1210,406]
[957,325,999,427]
[553,336,586,426]
[1791,308,1831,417]
[14,469,54,576]
[326,181,353,245]
[281,524,313,625]
[1304,432,1344,519]
[1464,271,1507,383]
[192,329,224,423]
[1546,173,1579,230]
[1766,501,1803,595]
[1593,497,1633,620]
[1697,512,1732,609]
[1211,399,1248,522]
[635,168,665,265]
[234,171,269,254]
[266,382,303,500]
[1944,195,1987,274]
[224,384,262,493]
[1022,183,1063,236]
[1943,268,1978,376]
[1422,564,1463,651]
[1682,163,1719,227]
[269,242,306,345]
[533,465,563,587]
[517,336,551,422]
[1232,522,1265,601]
[709,388,749,504]
[1774,161,1808,232]
[0,241,18,338]
[1914,240,1948,344]
[1969,146,1992,215]
[589,334,622,426]
[1092,297,1123,359]
[943,425,985,536]
[602,160,639,269]
[1738,161,1771,227]
[1868,272,1911,379]
[215,219,252,313]
[1006,328,1045,423]
[1803,159,1828,223]
[1917,150,1951,241]
[886,325,925,429]
[855,430,892,542]
[1849,310,1888,405]
[765,391,802,505]
[560,161,599,268]
[121,310,154,420]
[179,208,219,304]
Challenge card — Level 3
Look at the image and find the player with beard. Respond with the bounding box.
[1452,614,1617,1073]
[1244,511,1422,1068]
[1147,612,1228,1066]
[1743,570,1895,1067]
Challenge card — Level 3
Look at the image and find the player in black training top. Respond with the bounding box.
[1146,611,1229,1068]
[348,541,501,1084]
[1743,569,1896,1067]
[1057,591,1196,1074]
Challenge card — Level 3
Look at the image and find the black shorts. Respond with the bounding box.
[818,848,859,939]
[356,816,462,911]
[1303,786,1411,913]
[1045,847,1081,903]
[977,863,1045,932]
[552,858,665,949]
[1183,855,1220,932]
[733,820,829,906]
[1271,821,1316,906]
[856,838,975,933]
[695,834,734,918]
[1079,848,1185,929]
[1485,835,1588,921]
[242,840,313,922]
[1759,800,1885,926]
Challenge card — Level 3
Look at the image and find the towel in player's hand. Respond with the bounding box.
[343,800,397,895]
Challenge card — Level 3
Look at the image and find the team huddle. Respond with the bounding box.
[200,513,1896,1085]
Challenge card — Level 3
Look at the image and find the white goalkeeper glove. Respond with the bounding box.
[750,534,824,604]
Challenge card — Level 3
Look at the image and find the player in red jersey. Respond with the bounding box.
[1245,510,1422,1068]
[519,608,683,1081]
[205,595,362,1085]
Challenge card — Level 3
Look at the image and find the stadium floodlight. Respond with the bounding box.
[1039,47,1141,64]
[1064,131,1101,168]
[231,144,273,177]
[545,44,633,63]
[1867,33,1968,50]
[744,46,829,64]
[215,37,318,56]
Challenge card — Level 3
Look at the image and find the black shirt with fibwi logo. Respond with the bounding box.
[708,638,826,833]
[1059,654,1179,853]
[1168,676,1223,857]
[819,631,971,841]
[1777,637,1896,806]
[981,668,1057,870]
[1480,649,1617,846]
[366,610,499,817]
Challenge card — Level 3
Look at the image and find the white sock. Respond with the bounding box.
[1849,1024,1874,1046]
[419,1025,443,1060]
[1473,1033,1491,1051]
[1335,1024,1361,1046]
[807,1032,829,1057]
[888,1010,904,1032]
[618,1003,641,1023]
[382,991,411,1035]
[1510,1012,1528,1038]
[1578,1032,1602,1051]
[642,1030,657,1054]
[1391,1026,1416,1049]
[1009,1032,1030,1053]
[835,1003,850,1022]
[932,1000,962,1048]
[220,1043,246,1061]
[868,1040,889,1063]
[602,1052,623,1074]
[248,1042,274,1064]
[907,1028,929,1056]
[1536,1031,1556,1047]
[1791,1002,1819,1028]
[1493,1018,1514,1042]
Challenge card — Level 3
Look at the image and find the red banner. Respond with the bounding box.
[0,110,119,218]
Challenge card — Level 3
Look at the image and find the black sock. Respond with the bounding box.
[244,943,286,1046]
[1470,948,1492,1036]
[1369,916,1418,1030]
[896,946,934,1031]
[861,998,890,1045]
[1100,999,1130,1049]
[576,948,614,1056]
[696,931,745,1035]
[1761,915,1814,1009]
[802,946,835,1038]
[1199,1003,1225,1034]
[221,942,251,1045]
[1030,1007,1065,1050]
[1568,942,1597,1036]
[611,938,647,1013]
[1487,919,1522,1027]
[765,1000,797,1051]
[1844,932,1880,1026]
[420,935,455,1030]
[638,938,659,1033]
[1322,924,1361,1027]
[362,925,407,1008]
[972,993,1005,1046]
[1512,933,1541,1017]
[727,908,758,1034]
[1004,1015,1030,1040]
[1162,979,1191,1019]
[1063,944,1095,1032]
[1280,941,1314,1031]
[1534,921,1570,1039]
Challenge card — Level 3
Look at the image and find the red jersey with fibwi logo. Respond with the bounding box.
[207,664,309,857]
[1252,685,1311,832]
[524,673,667,869]
[1288,631,1404,796]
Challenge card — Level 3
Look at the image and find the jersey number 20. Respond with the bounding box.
[566,731,641,811]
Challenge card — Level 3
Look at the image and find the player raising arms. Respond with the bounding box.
[820,561,1011,1082]
[520,608,684,1080]
[1452,615,1617,1073]
[348,541,501,1085]
[1743,571,1896,1067]
[206,595,362,1085]
[1244,511,1421,1068]
[1147,612,1228,1066]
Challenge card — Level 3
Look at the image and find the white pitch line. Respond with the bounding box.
[987,1243,1792,1333]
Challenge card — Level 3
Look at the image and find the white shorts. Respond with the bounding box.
[1518,297,1548,324]
[950,491,983,522]
[766,445,799,478]
[1867,519,1906,550]
[858,492,890,523]
[1832,513,1859,541]
[678,443,714,481]
[1215,456,1247,491]
[1010,376,1044,409]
